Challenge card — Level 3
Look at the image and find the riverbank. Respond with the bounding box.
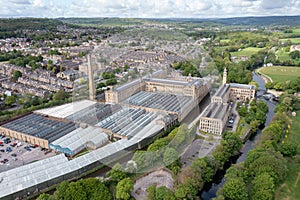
[275,110,300,200]
[255,67,273,83]
[201,72,276,199]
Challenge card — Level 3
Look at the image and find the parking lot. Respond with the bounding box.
[180,139,220,168]
[0,135,56,173]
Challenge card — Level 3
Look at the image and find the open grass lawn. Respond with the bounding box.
[275,111,300,200]
[259,66,300,83]
[279,38,300,44]
[276,48,292,62]
[220,39,230,43]
[291,28,300,34]
[235,117,251,138]
[231,47,264,58]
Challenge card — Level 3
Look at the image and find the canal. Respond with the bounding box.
[200,72,278,199]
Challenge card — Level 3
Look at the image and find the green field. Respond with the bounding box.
[220,39,230,43]
[258,66,300,82]
[279,38,300,44]
[231,47,264,58]
[291,28,300,34]
[275,111,300,200]
[276,48,292,62]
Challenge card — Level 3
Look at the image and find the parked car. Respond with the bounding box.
[10,143,17,147]
[24,146,31,151]
[11,153,17,157]
[17,142,23,147]
[4,138,11,144]
[6,147,12,152]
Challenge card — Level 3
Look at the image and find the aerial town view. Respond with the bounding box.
[0,1,300,200]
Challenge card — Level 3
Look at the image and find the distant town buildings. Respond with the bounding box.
[0,63,74,97]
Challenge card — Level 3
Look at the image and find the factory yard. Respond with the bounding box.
[180,139,220,168]
[0,135,56,173]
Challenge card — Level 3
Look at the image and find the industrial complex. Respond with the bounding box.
[199,68,256,135]
[0,57,212,199]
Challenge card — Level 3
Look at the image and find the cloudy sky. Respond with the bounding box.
[2,0,300,18]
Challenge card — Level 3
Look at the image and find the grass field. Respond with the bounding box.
[231,47,264,57]
[220,39,230,43]
[279,38,300,44]
[235,117,251,139]
[291,28,300,34]
[275,111,300,200]
[258,66,300,83]
[276,48,292,62]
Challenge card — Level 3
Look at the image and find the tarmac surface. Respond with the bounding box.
[0,136,56,173]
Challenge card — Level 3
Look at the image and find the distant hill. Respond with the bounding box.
[59,16,300,27]
[149,16,300,26]
[0,16,299,33]
[0,18,65,32]
[207,16,300,26]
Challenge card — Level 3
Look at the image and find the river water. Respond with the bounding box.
[200,72,278,199]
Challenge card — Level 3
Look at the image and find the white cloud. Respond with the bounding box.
[260,0,292,9]
[0,0,298,18]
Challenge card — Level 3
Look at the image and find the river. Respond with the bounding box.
[200,72,278,200]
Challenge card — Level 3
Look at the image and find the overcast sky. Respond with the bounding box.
[2,0,300,18]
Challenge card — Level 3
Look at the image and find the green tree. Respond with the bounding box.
[124,65,129,72]
[37,193,51,200]
[265,82,274,89]
[147,138,169,151]
[163,148,178,166]
[107,163,128,182]
[247,153,287,185]
[174,182,197,199]
[5,95,16,107]
[12,70,22,80]
[102,72,115,79]
[146,184,156,200]
[155,186,175,200]
[53,90,68,101]
[279,142,297,157]
[290,50,300,59]
[248,81,258,91]
[116,178,133,200]
[237,106,248,117]
[282,97,293,111]
[191,158,214,183]
[53,181,70,200]
[115,68,121,73]
[91,183,113,200]
[97,82,106,89]
[223,178,247,200]
[65,182,87,200]
[250,173,275,200]
[105,78,117,86]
